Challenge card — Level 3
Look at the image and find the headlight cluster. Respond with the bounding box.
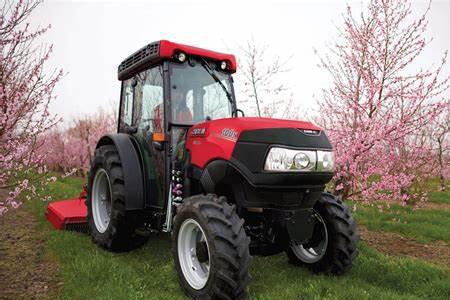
[264,147,334,172]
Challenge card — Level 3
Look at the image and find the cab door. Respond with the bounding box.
[119,65,166,208]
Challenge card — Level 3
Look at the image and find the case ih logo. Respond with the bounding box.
[191,127,206,136]
[221,128,238,141]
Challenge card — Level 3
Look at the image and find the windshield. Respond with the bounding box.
[169,59,235,125]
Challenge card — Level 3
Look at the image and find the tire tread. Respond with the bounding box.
[86,145,148,252]
[173,194,250,300]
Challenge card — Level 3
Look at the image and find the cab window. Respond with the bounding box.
[120,79,133,129]
[134,66,164,132]
[119,66,164,133]
[170,59,233,125]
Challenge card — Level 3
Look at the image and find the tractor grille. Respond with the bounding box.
[118,41,160,80]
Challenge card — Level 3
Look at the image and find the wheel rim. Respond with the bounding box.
[177,218,211,290]
[92,168,112,233]
[291,213,328,263]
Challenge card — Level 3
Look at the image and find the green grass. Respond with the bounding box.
[249,244,450,300]
[351,202,450,246]
[349,177,450,246]
[24,176,450,299]
[423,178,450,204]
[428,189,450,204]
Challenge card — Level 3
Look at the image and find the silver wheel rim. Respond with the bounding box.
[291,213,328,263]
[92,168,112,233]
[177,218,211,290]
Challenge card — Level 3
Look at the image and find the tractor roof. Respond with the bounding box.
[118,40,237,80]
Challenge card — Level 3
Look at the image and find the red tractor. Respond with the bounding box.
[48,40,358,299]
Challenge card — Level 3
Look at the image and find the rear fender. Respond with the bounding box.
[96,134,145,210]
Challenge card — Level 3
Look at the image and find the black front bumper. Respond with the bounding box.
[229,157,333,189]
[234,178,324,209]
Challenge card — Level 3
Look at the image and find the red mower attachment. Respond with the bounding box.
[45,187,88,233]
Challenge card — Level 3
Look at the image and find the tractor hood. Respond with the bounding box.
[185,117,332,169]
[187,117,322,143]
[195,117,322,133]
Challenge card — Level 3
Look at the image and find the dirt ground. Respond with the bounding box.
[417,202,450,210]
[359,225,450,267]
[0,190,60,300]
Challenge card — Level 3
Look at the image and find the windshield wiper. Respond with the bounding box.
[199,58,237,115]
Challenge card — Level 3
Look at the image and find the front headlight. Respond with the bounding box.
[264,148,334,172]
[264,147,316,172]
[317,150,334,171]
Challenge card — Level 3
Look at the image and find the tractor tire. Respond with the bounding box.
[172,194,251,300]
[86,145,148,252]
[286,192,359,275]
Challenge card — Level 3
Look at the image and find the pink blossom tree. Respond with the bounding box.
[316,0,449,202]
[433,106,450,190]
[65,108,116,173]
[0,0,62,214]
[39,108,116,175]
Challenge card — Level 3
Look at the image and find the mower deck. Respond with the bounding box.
[46,197,88,232]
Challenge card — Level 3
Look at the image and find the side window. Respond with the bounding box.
[120,79,134,129]
[134,66,164,132]
[119,66,164,133]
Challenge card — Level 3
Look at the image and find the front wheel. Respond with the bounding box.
[286,193,359,275]
[172,194,251,300]
[86,145,148,252]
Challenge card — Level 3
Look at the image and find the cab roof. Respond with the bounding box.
[118,40,237,80]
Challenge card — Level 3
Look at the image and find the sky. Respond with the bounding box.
[28,0,450,123]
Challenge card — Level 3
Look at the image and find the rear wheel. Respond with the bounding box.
[172,194,251,300]
[91,168,112,233]
[87,145,148,252]
[286,193,359,275]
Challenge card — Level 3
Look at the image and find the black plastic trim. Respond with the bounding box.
[229,158,332,189]
[197,158,331,191]
[238,128,333,149]
[229,128,334,189]
[118,41,161,81]
[200,160,228,193]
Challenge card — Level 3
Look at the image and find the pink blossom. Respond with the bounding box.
[315,0,450,202]
[0,0,62,214]
[10,201,22,209]
[36,108,116,174]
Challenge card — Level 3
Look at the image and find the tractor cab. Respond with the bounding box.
[115,40,240,215]
[118,40,237,129]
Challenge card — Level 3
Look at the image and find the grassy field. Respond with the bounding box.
[352,202,450,246]
[25,176,450,300]
[429,190,450,204]
[424,178,450,204]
